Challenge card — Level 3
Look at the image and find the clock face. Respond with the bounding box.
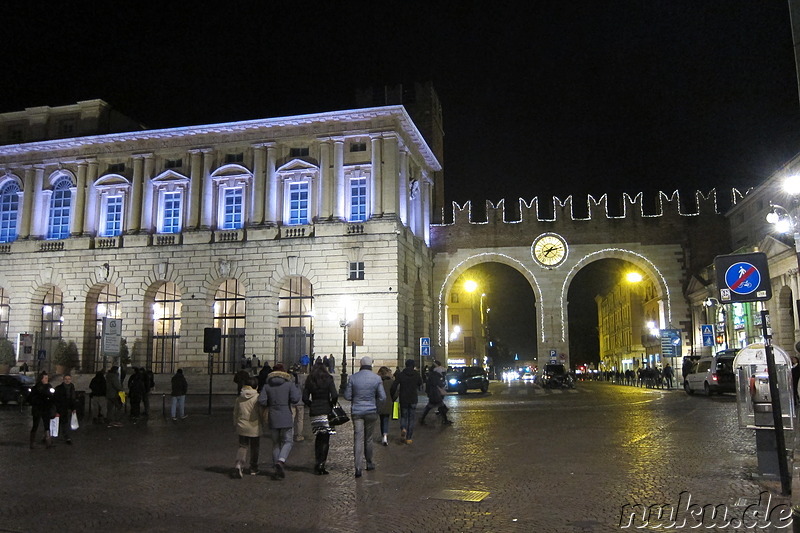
[532,233,568,267]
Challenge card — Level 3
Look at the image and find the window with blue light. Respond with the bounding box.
[288,182,309,225]
[222,187,243,230]
[161,191,182,234]
[102,195,123,237]
[349,177,367,222]
[47,178,72,240]
[0,182,20,243]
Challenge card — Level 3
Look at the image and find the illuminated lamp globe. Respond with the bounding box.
[784,175,800,196]
[625,272,643,283]
[463,280,478,293]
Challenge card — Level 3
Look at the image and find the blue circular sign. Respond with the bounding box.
[724,262,760,295]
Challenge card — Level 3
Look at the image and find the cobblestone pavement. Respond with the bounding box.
[0,377,792,532]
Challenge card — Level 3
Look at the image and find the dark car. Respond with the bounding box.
[445,366,490,394]
[0,374,34,404]
[540,364,574,389]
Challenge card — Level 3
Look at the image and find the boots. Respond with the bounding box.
[419,407,431,425]
[314,434,330,475]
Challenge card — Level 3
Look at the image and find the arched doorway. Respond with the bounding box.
[213,279,246,373]
[150,282,181,374]
[276,276,313,367]
[84,282,122,371]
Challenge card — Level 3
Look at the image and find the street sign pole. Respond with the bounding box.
[760,310,791,495]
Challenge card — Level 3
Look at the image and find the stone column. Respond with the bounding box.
[19,167,35,239]
[422,174,431,245]
[318,139,332,220]
[265,144,278,225]
[333,139,345,221]
[201,150,214,228]
[31,166,45,238]
[71,161,87,236]
[399,148,409,226]
[381,133,398,217]
[83,160,98,235]
[128,155,144,233]
[188,149,203,229]
[370,136,382,217]
[140,155,155,231]
[252,144,267,225]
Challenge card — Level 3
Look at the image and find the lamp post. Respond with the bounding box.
[338,318,348,394]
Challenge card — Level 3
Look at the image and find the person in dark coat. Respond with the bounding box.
[105,366,124,428]
[391,359,423,444]
[29,371,56,448]
[258,363,301,478]
[143,369,155,416]
[328,354,336,374]
[54,373,77,444]
[302,362,338,475]
[170,369,188,420]
[257,363,272,392]
[420,365,451,425]
[234,368,251,395]
[128,368,146,421]
[88,370,107,424]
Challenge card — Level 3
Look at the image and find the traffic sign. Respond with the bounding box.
[701,324,715,347]
[420,337,431,357]
[660,329,681,357]
[102,317,123,356]
[714,252,772,303]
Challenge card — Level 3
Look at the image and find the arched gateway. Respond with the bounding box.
[430,191,731,370]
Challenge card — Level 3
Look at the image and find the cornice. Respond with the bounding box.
[0,106,441,171]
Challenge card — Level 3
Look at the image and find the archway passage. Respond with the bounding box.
[445,263,536,373]
[568,258,664,374]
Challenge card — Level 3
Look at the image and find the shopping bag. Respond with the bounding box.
[118,391,126,404]
[392,400,400,420]
[49,416,59,438]
[70,412,79,431]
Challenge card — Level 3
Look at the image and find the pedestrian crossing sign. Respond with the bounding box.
[420,337,431,357]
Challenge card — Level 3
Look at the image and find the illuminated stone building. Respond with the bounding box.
[0,100,440,374]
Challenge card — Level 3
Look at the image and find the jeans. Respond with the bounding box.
[270,427,294,464]
[171,395,186,419]
[400,404,417,439]
[236,435,261,471]
[352,412,378,471]
[379,414,390,435]
[90,396,106,419]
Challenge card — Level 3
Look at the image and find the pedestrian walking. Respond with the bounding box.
[88,370,107,424]
[233,377,262,478]
[170,369,188,421]
[344,356,385,478]
[54,373,77,444]
[328,354,335,374]
[258,363,301,479]
[391,359,423,444]
[143,369,154,416]
[300,353,310,373]
[290,365,307,442]
[105,366,124,428]
[234,368,251,395]
[302,362,338,475]
[377,366,394,446]
[257,363,272,392]
[28,371,56,449]
[420,363,451,425]
[128,368,146,421]
[663,364,675,390]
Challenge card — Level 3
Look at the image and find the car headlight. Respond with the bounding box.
[448,379,458,385]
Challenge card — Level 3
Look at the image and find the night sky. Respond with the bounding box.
[4,2,800,363]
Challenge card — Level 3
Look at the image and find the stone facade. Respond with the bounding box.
[0,104,440,374]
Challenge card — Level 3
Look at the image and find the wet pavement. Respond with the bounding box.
[0,377,792,532]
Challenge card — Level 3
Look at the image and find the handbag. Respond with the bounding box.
[118,391,126,404]
[392,400,400,420]
[70,412,79,431]
[49,416,59,438]
[328,402,350,426]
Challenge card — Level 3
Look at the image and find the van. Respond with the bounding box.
[683,349,737,395]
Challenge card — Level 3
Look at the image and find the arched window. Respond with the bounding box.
[213,279,246,373]
[0,182,20,243]
[277,276,313,366]
[40,286,63,371]
[88,283,121,370]
[152,282,181,373]
[47,177,73,240]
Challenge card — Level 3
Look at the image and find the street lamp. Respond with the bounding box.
[337,297,355,394]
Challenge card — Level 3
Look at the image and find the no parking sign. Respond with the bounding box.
[714,252,772,303]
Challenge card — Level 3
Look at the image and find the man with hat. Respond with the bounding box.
[344,355,385,478]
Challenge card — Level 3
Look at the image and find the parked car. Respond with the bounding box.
[539,364,574,389]
[445,366,490,394]
[0,374,34,404]
[683,350,737,395]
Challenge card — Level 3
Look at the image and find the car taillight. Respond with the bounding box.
[711,373,718,381]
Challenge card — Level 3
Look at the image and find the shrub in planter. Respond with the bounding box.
[0,338,15,372]
[53,340,79,372]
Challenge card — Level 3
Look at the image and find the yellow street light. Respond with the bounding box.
[464,280,478,293]
[626,272,643,283]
